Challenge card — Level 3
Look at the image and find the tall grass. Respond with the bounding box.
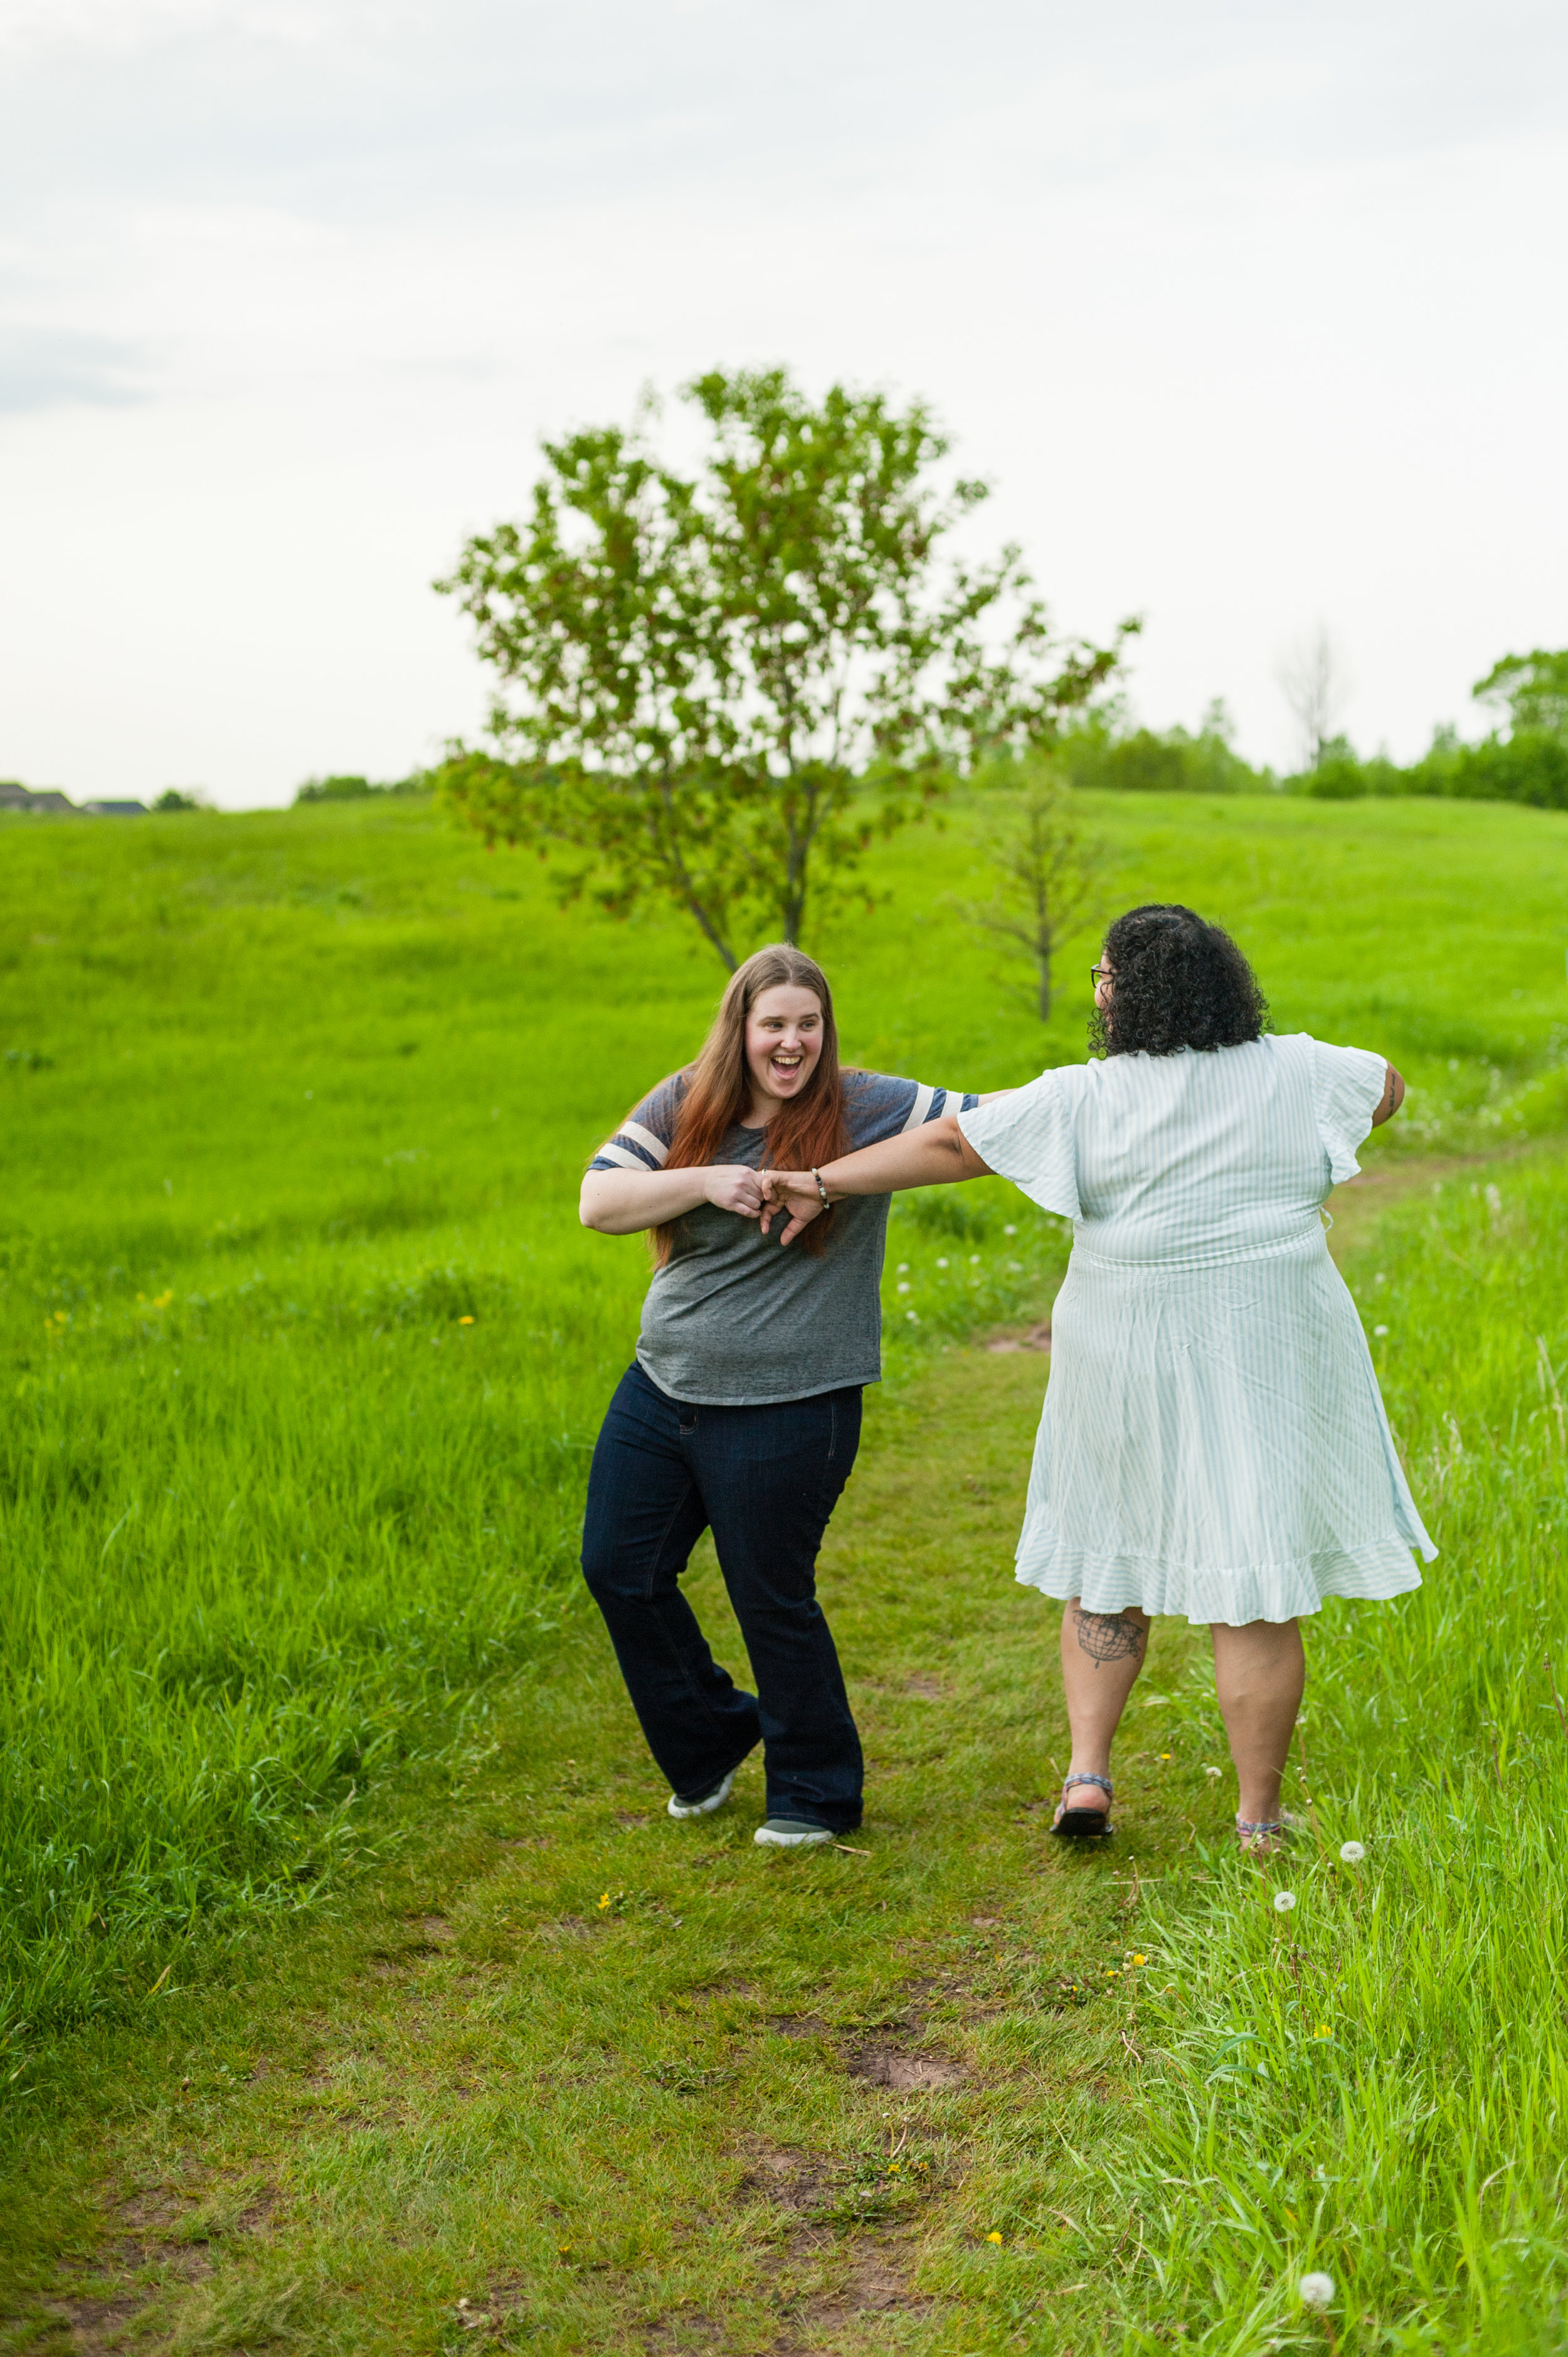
[1078,1157,1568,2351]
[3,789,1567,2072]
[1,1237,623,2036]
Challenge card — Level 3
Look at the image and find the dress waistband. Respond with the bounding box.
[1070,1220,1332,1274]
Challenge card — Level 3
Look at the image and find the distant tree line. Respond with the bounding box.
[294,773,428,804]
[1285,649,1568,808]
[1030,646,1568,811]
[1051,700,1269,795]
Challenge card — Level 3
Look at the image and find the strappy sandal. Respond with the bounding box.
[1236,1816,1293,1855]
[1050,1770,1113,1839]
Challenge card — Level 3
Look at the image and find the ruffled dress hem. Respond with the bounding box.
[1014,1532,1429,1626]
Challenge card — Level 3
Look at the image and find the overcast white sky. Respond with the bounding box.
[3,0,1565,807]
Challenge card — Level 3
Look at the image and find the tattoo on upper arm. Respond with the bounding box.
[1071,1608,1147,1665]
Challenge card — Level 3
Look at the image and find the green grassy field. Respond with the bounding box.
[3,787,1568,2353]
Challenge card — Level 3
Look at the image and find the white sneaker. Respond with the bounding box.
[667,1770,735,1820]
[753,1817,835,1848]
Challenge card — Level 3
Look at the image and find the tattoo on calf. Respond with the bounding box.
[1073,1609,1147,1666]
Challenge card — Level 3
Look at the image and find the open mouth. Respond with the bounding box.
[770,1053,804,1079]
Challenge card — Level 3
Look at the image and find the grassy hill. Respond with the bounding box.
[3,785,1567,2041]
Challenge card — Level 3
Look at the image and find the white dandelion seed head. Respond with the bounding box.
[936,1256,950,1269]
[1339,1839,1366,1863]
[1004,1223,1017,1235]
[969,1253,981,1264]
[905,1309,919,1322]
[1374,1323,1389,1337]
[896,1281,911,1294]
[1273,1889,1297,1913]
[897,1262,909,1273]
[1298,2271,1335,2309]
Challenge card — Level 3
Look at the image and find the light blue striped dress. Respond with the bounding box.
[959,1035,1436,1625]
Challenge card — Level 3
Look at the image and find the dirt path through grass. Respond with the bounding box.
[7,1343,1246,2357]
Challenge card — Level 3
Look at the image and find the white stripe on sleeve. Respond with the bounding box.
[903,1082,936,1132]
[621,1119,670,1166]
[591,1142,648,1171]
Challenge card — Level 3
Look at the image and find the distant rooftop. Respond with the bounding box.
[0,783,146,817]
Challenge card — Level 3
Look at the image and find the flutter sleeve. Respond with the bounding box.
[957,1068,1082,1220]
[1306,1038,1389,1184]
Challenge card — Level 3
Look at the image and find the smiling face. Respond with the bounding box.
[742,983,825,1120]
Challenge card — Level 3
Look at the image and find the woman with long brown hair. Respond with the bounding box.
[578,944,979,1846]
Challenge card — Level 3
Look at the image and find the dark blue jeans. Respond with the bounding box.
[580,1361,864,1832]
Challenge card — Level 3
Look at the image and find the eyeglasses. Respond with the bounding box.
[1090,965,1113,986]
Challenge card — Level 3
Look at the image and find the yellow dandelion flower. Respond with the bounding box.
[458,1315,475,1325]
[1133,1953,1147,1965]
[986,2230,1004,2245]
[597,1891,611,1910]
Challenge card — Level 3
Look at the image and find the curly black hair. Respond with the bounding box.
[1089,903,1269,1057]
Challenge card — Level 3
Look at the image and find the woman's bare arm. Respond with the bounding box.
[1370,1063,1405,1127]
[761,1115,994,1246]
[588,1088,1015,1239]
[580,1164,767,1235]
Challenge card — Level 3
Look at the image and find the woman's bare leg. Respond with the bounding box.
[1210,1618,1305,1824]
[1059,1599,1152,1811]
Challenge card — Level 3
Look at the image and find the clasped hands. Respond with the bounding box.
[703,1164,827,1246]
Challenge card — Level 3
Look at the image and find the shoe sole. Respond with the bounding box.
[753,1825,834,1848]
[667,1770,735,1820]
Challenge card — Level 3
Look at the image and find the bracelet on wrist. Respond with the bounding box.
[810,1167,831,1209]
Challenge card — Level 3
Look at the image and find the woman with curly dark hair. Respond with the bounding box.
[763,903,1435,1854]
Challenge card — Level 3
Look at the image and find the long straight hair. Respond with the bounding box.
[652,944,851,1265]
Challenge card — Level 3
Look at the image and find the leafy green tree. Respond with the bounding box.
[433,368,1133,969]
[1473,649,1568,738]
[1303,743,1367,799]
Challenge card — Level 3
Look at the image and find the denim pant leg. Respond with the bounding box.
[692,1386,864,1833]
[580,1363,763,1801]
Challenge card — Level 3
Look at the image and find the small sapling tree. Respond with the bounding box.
[951,754,1113,1021]
[434,368,1132,968]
